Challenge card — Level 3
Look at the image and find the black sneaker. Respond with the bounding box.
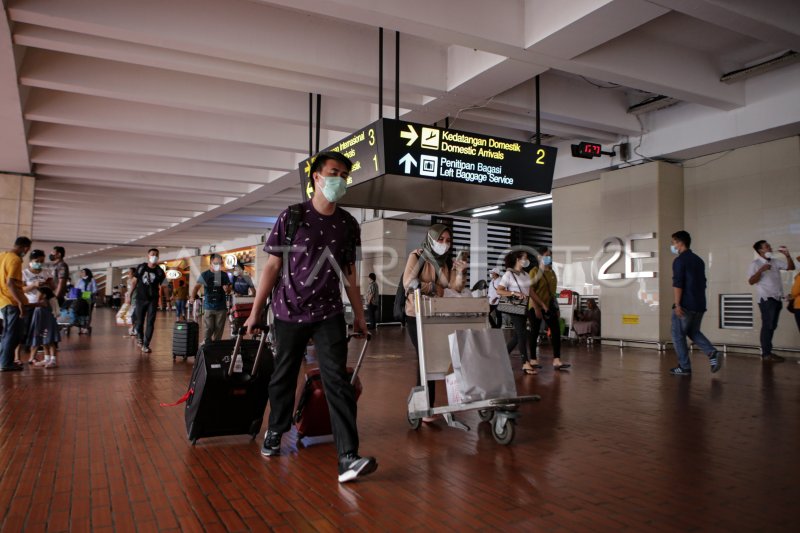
[762,354,785,363]
[670,366,692,376]
[260,430,281,457]
[337,453,378,483]
[709,352,722,373]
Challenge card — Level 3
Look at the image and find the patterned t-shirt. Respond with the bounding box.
[264,201,360,323]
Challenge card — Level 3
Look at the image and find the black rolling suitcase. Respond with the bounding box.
[183,331,273,444]
[172,320,199,360]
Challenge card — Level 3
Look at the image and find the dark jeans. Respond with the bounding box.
[406,315,436,407]
[366,303,378,329]
[268,314,359,456]
[135,299,158,348]
[0,305,23,369]
[507,313,529,361]
[528,303,561,360]
[758,298,782,356]
[794,308,800,333]
[671,309,717,370]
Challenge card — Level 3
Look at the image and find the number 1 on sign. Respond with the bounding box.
[536,149,546,165]
[372,154,378,171]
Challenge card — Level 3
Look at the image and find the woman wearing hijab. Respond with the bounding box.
[402,224,467,422]
[75,268,97,334]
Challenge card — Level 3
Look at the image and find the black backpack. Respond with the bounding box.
[393,253,425,321]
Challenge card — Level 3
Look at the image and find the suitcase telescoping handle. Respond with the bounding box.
[227,326,270,377]
[346,333,371,385]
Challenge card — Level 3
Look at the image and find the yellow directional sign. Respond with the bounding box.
[303,159,312,177]
[400,124,418,146]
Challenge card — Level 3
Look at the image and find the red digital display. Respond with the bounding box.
[579,142,602,156]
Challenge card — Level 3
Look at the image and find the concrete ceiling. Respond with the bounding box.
[1,0,798,266]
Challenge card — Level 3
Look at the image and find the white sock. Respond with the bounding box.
[44,355,52,363]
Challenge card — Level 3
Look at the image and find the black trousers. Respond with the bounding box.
[528,302,561,360]
[135,299,158,348]
[268,314,359,456]
[406,315,436,406]
[489,304,502,329]
[367,303,378,329]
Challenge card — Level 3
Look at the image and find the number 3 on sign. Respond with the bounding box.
[535,149,546,165]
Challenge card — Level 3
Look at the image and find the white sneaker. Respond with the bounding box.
[34,360,48,367]
[45,361,58,368]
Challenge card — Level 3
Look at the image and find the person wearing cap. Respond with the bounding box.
[487,267,502,328]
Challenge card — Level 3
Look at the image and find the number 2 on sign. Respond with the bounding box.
[535,149,546,165]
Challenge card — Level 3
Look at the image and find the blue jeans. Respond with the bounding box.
[0,305,23,369]
[174,299,186,319]
[671,309,717,370]
[757,298,781,356]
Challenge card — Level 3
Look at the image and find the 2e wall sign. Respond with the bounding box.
[597,233,657,281]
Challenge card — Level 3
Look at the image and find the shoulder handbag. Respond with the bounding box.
[496,273,529,316]
[393,253,425,321]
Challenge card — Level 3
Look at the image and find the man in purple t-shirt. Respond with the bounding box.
[245,151,376,483]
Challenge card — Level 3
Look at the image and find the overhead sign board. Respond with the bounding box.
[298,118,555,200]
[298,121,385,199]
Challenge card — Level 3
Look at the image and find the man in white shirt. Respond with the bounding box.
[747,240,795,362]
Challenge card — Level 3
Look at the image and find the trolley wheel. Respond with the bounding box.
[492,420,515,445]
[478,409,494,422]
[407,414,421,430]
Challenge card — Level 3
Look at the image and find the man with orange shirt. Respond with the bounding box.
[1,237,33,371]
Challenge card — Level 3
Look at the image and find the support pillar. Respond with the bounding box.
[0,174,34,248]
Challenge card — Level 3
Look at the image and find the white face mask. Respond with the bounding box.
[233,268,242,276]
[148,255,158,264]
[320,175,347,203]
[30,262,42,270]
[763,251,773,259]
[520,259,530,268]
[429,235,450,256]
[211,264,221,272]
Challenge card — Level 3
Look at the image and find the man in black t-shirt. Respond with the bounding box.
[130,248,166,353]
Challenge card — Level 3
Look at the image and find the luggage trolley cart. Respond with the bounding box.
[406,289,540,444]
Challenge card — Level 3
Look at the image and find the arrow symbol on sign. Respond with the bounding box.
[303,160,311,176]
[400,125,418,146]
[399,153,417,173]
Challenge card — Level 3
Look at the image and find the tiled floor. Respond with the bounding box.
[1,308,798,532]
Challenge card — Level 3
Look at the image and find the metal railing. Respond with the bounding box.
[595,337,799,356]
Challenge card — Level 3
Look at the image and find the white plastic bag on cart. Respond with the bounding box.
[448,328,517,403]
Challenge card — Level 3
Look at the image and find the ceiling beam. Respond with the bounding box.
[34,164,257,194]
[29,146,281,183]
